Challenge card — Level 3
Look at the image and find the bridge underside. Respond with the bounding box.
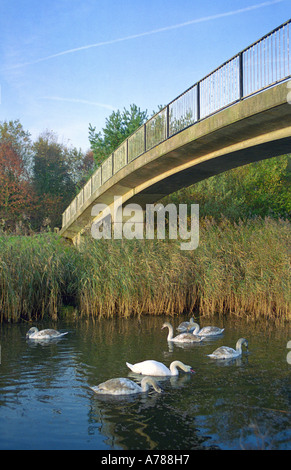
[60,82,291,243]
[128,133,291,207]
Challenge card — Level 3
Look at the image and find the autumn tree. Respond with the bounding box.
[0,142,36,231]
[0,119,33,175]
[0,120,37,231]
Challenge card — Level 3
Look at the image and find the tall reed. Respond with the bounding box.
[0,217,289,322]
[77,217,290,321]
[190,217,290,320]
[77,238,195,318]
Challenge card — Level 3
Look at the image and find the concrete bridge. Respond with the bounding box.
[60,20,291,244]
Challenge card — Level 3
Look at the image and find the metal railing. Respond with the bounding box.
[62,19,291,229]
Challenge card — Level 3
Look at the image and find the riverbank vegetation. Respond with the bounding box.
[0,216,289,323]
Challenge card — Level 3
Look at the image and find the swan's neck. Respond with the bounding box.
[190,322,200,334]
[236,339,247,353]
[236,342,242,353]
[141,377,160,392]
[166,324,174,340]
[169,361,186,375]
[141,377,151,391]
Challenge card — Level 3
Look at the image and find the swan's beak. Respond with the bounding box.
[190,368,195,373]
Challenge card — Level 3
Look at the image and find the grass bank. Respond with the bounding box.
[0,217,290,323]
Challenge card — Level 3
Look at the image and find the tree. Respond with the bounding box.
[0,141,36,231]
[89,104,148,166]
[0,120,36,231]
[32,131,76,229]
[0,119,33,176]
[66,148,96,189]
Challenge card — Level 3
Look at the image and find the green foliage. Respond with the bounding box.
[33,131,74,197]
[163,155,291,221]
[32,131,77,228]
[66,148,96,190]
[89,104,148,166]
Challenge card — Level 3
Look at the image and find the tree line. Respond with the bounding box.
[0,104,148,233]
[0,120,95,232]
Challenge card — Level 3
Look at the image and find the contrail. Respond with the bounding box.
[40,96,116,110]
[9,0,284,69]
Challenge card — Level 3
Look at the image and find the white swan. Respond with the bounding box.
[207,338,248,359]
[126,359,194,376]
[26,327,68,340]
[90,376,162,395]
[162,322,203,343]
[188,321,224,337]
[176,317,195,332]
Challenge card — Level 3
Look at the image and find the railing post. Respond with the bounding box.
[144,123,147,152]
[197,82,201,121]
[166,105,170,139]
[239,52,244,99]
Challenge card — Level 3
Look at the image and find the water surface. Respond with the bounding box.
[0,316,290,450]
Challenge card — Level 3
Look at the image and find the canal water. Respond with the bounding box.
[0,315,290,450]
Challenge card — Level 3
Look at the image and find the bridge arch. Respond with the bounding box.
[60,21,291,243]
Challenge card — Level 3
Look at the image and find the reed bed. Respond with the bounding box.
[0,217,290,322]
[191,217,290,320]
[0,233,78,322]
[78,237,194,318]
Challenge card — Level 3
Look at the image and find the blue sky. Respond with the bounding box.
[0,0,289,152]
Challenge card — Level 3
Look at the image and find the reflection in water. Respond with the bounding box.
[0,316,290,449]
[88,385,210,450]
[167,339,206,352]
[89,390,163,450]
[207,355,249,367]
[26,337,66,347]
[126,371,192,387]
